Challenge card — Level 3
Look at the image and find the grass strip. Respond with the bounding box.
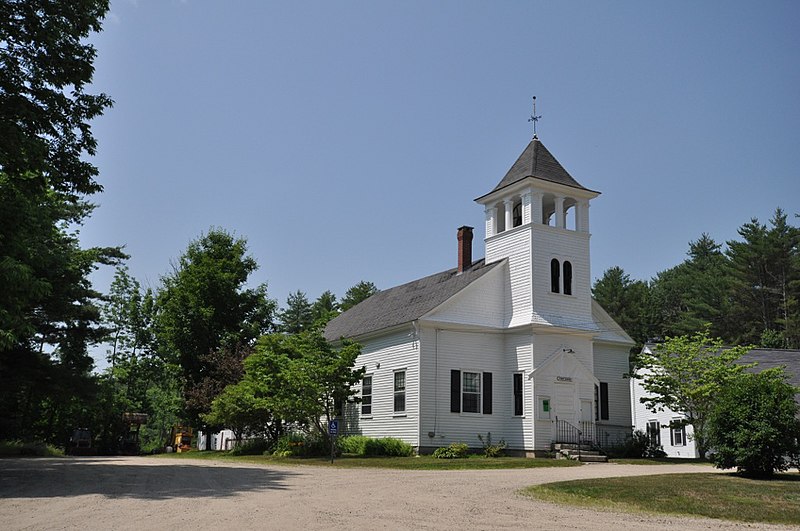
[609,457,711,465]
[522,472,800,525]
[154,451,582,470]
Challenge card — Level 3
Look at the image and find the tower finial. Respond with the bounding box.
[528,96,541,139]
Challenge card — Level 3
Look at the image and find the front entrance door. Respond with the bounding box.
[554,382,576,424]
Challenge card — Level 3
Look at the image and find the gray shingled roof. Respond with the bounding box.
[645,344,800,403]
[740,348,800,389]
[477,138,595,200]
[324,259,501,340]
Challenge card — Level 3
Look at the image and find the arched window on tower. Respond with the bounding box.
[494,201,505,232]
[512,200,522,227]
[563,261,573,295]
[550,258,560,293]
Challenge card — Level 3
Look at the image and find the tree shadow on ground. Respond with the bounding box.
[0,457,297,500]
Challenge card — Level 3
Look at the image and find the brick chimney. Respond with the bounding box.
[457,226,473,273]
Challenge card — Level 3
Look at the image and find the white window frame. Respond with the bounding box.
[647,419,660,446]
[393,369,406,414]
[671,418,686,446]
[461,370,482,415]
[361,374,373,417]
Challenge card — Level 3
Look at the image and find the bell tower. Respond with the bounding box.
[475,136,600,330]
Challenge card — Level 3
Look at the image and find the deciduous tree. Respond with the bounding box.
[156,228,276,444]
[239,331,364,446]
[707,368,800,477]
[637,329,754,457]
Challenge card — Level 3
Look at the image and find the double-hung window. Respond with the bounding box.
[450,370,492,414]
[361,375,372,416]
[462,371,481,413]
[394,370,406,413]
[647,420,660,446]
[671,419,686,446]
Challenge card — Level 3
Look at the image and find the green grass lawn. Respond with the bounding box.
[154,451,582,470]
[522,472,800,525]
[609,457,711,465]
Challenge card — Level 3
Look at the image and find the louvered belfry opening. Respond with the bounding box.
[457,226,473,273]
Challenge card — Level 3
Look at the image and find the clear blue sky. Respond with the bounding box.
[82,0,799,361]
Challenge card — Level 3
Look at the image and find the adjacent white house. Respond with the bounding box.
[631,345,800,458]
[630,345,698,458]
[325,135,635,455]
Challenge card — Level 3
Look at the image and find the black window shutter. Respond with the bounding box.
[513,373,523,416]
[594,384,599,421]
[450,370,461,413]
[482,372,492,414]
[670,423,674,446]
[599,382,609,420]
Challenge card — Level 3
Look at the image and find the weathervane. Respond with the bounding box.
[528,96,541,139]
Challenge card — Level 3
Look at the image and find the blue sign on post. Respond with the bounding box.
[328,419,339,463]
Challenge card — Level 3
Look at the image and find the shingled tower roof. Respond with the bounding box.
[479,137,596,199]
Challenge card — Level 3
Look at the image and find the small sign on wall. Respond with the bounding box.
[538,396,551,420]
[556,376,573,382]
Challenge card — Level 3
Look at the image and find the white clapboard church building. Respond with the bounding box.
[325,135,634,455]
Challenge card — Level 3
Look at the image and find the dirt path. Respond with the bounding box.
[0,456,793,530]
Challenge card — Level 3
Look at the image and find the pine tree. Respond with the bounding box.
[278,291,315,334]
[340,281,377,312]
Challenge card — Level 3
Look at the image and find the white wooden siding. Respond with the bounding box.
[423,262,507,328]
[630,368,699,458]
[342,329,420,446]
[505,333,535,450]
[485,226,531,328]
[531,225,593,327]
[418,328,513,449]
[532,333,595,449]
[593,342,634,444]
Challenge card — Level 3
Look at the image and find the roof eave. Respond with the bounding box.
[474,175,601,205]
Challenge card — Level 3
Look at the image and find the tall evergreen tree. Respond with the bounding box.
[278,290,314,334]
[650,234,732,340]
[726,209,800,347]
[0,0,123,445]
[592,266,652,347]
[311,290,339,327]
[340,281,377,312]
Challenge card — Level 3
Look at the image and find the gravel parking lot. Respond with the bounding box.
[0,456,789,530]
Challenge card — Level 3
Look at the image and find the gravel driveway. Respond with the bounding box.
[0,456,792,530]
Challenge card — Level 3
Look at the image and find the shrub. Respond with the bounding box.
[272,433,330,457]
[0,440,64,457]
[432,442,469,459]
[604,430,666,458]
[364,437,414,457]
[477,432,507,457]
[338,435,414,456]
[229,438,272,456]
[338,435,370,455]
[707,369,800,478]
